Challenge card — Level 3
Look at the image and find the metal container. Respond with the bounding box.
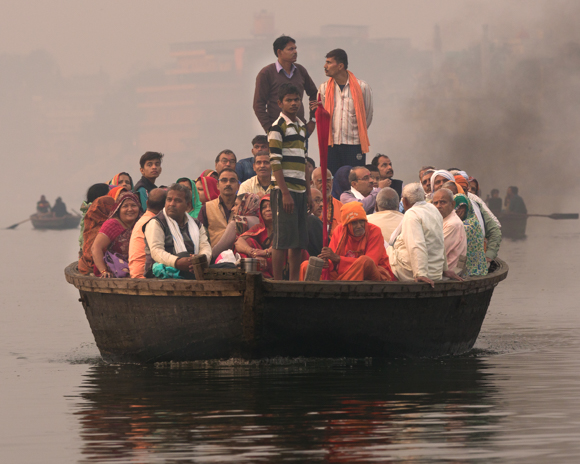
[240,258,259,272]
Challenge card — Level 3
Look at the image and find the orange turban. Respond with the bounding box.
[340,202,367,225]
[454,175,469,191]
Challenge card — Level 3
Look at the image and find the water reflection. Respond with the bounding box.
[74,357,503,462]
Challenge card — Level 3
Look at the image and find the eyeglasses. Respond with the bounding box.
[220,158,236,165]
[357,175,370,181]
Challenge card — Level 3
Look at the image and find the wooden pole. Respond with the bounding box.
[191,255,208,280]
[241,272,263,358]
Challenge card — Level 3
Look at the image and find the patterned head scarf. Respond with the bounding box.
[108,186,128,202]
[200,176,219,201]
[176,177,203,218]
[108,172,134,189]
[237,193,261,217]
[468,176,480,195]
[109,191,142,219]
[232,193,261,235]
[454,193,487,276]
[199,169,218,180]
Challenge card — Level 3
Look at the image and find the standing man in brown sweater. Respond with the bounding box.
[253,35,318,136]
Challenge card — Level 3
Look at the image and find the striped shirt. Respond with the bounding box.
[319,78,373,146]
[268,113,307,193]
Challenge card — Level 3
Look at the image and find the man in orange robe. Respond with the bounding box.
[300,202,396,281]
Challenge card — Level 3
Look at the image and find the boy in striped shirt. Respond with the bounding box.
[269,83,313,280]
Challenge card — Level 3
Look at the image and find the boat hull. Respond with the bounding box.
[65,260,508,363]
[31,213,80,230]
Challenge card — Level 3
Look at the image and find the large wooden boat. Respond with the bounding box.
[65,260,508,363]
[31,213,80,230]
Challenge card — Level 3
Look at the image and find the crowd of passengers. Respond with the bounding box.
[74,144,523,284]
[74,38,528,284]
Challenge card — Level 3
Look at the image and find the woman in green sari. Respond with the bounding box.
[177,177,203,218]
[454,194,488,276]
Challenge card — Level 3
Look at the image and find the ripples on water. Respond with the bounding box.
[2,221,580,462]
[75,358,505,463]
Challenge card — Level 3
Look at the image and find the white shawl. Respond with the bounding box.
[163,208,199,255]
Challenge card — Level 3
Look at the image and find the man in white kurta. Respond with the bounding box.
[387,183,448,284]
[432,188,467,270]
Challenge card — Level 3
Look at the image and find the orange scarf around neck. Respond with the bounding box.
[323,70,370,153]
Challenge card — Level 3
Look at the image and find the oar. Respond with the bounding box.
[527,213,579,220]
[6,218,31,229]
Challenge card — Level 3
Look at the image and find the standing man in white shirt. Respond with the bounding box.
[314,49,373,175]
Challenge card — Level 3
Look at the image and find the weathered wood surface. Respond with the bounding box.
[65,264,244,297]
[64,259,508,362]
[31,213,80,230]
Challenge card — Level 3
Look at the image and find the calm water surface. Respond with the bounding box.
[1,219,580,463]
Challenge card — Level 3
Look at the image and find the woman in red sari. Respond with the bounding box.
[195,175,219,205]
[235,195,274,278]
[301,202,396,281]
[91,192,142,278]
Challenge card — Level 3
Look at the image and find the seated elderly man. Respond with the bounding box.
[432,188,467,271]
[387,183,460,286]
[311,167,343,238]
[367,187,403,243]
[144,183,211,278]
[340,166,380,214]
[301,202,395,282]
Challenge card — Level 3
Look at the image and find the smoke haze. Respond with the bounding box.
[1,0,578,222]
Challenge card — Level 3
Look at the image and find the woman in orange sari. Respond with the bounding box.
[301,202,396,281]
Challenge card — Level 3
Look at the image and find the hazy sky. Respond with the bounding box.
[0,0,545,78]
[3,0,579,220]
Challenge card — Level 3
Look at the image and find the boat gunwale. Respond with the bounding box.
[64,259,508,299]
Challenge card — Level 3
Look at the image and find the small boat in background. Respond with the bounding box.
[31,213,80,230]
[497,213,527,239]
[498,212,578,240]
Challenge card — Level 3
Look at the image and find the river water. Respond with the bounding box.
[1,219,580,463]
